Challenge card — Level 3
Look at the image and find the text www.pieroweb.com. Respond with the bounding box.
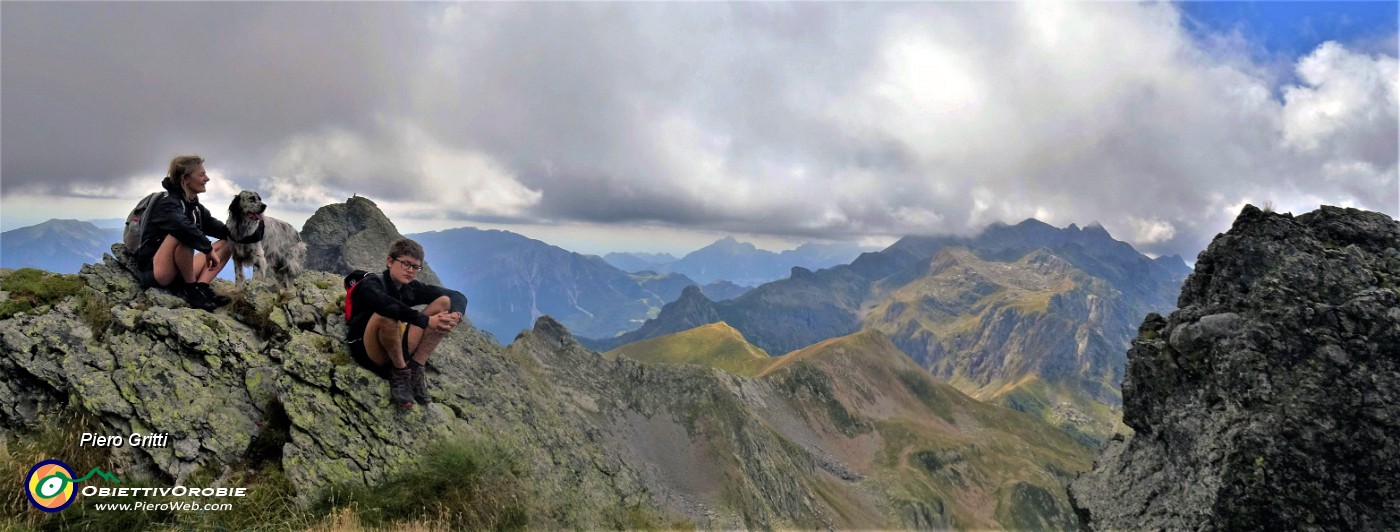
[93,501,233,512]
[82,486,245,512]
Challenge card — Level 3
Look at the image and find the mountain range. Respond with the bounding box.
[5,206,1184,444]
[0,211,755,342]
[583,219,1190,444]
[409,226,703,342]
[1,219,121,273]
[601,251,678,273]
[605,237,872,287]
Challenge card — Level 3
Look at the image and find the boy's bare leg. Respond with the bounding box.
[365,314,407,369]
[405,296,454,365]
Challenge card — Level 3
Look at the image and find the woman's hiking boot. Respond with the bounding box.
[407,361,431,404]
[171,282,217,311]
[389,366,414,408]
[193,282,232,307]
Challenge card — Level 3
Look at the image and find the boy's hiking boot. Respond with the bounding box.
[193,282,232,307]
[408,361,431,404]
[389,366,414,408]
[171,282,217,311]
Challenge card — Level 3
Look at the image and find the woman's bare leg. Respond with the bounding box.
[196,240,232,283]
[152,235,198,286]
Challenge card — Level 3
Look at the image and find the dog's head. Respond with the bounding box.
[229,190,267,220]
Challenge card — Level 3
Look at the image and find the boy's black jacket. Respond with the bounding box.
[347,270,468,342]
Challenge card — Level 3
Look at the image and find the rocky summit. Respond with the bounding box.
[300,196,442,286]
[1071,205,1400,530]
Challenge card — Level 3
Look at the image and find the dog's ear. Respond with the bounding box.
[229,193,243,216]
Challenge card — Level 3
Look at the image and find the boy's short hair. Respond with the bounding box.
[388,238,425,262]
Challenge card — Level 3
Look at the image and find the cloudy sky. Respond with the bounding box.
[2,2,1396,259]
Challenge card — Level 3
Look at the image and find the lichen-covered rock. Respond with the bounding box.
[1071,205,1400,530]
[0,251,658,527]
[299,196,442,285]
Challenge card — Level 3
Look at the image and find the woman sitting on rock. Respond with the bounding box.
[132,155,263,311]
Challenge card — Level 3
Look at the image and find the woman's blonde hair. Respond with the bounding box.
[166,155,205,185]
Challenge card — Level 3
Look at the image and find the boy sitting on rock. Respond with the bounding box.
[345,238,467,408]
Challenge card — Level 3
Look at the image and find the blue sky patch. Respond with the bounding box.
[1178,1,1398,59]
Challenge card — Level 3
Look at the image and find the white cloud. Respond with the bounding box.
[3,2,1395,258]
[417,137,543,218]
[1128,217,1178,244]
[267,121,541,219]
[1283,42,1399,155]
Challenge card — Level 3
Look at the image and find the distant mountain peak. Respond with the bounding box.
[1,219,121,272]
[35,218,92,227]
[1014,218,1056,230]
[705,236,758,253]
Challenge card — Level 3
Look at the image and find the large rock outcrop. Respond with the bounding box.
[1071,205,1400,529]
[300,196,442,286]
[1,246,648,527]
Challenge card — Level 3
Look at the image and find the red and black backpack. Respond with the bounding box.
[343,270,376,320]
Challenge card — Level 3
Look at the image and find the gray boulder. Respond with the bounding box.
[1070,205,1400,530]
[300,196,442,286]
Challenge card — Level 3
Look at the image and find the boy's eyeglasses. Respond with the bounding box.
[393,258,424,272]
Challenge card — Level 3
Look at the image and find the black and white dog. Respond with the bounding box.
[227,190,305,288]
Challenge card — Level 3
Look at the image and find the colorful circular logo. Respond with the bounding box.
[26,460,77,512]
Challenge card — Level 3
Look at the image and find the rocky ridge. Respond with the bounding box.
[1070,205,1400,529]
[537,323,1094,529]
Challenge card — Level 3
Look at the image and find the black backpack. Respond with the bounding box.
[343,270,376,320]
[122,191,167,253]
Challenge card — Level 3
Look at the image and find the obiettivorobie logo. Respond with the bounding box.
[24,459,121,512]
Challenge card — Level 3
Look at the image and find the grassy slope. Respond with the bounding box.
[863,247,1125,445]
[605,322,775,375]
[611,324,1094,529]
